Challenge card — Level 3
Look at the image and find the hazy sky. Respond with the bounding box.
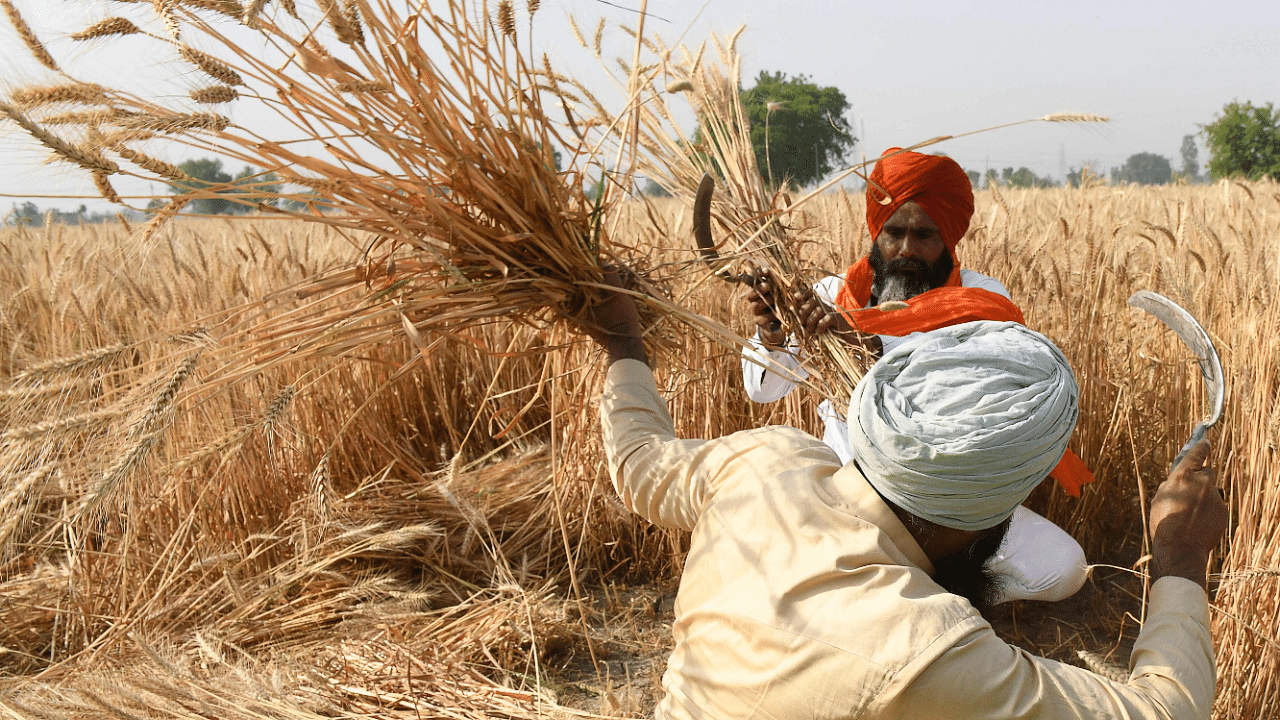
[3,0,1278,213]
[541,0,1279,180]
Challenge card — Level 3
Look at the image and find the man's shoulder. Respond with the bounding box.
[724,425,843,468]
[958,268,1011,299]
[813,274,844,304]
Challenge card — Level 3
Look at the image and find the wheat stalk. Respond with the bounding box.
[116,112,230,134]
[112,143,193,181]
[190,85,240,104]
[9,83,112,108]
[497,0,515,37]
[15,344,128,380]
[242,0,268,27]
[1042,112,1110,123]
[179,0,242,18]
[0,466,57,557]
[93,171,121,204]
[316,0,360,46]
[178,45,245,86]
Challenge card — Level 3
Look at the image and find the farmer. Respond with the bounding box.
[741,147,1091,604]
[581,279,1226,720]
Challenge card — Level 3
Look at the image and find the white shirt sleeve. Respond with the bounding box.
[741,275,844,403]
[958,268,1012,299]
[742,339,808,403]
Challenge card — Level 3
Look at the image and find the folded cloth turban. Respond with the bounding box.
[847,321,1079,531]
[838,149,976,307]
[865,147,975,256]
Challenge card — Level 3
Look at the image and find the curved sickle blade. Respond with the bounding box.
[693,172,738,282]
[1129,290,1224,461]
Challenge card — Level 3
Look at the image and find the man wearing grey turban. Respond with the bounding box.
[580,275,1227,720]
[845,321,1081,608]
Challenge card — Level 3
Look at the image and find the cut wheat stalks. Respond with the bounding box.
[1,0,684,381]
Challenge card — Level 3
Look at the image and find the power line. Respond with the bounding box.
[592,0,671,23]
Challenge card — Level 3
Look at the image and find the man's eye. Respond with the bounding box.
[886,227,907,239]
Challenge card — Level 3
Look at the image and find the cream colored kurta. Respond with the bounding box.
[601,359,1215,720]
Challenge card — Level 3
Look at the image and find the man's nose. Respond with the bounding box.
[900,234,924,258]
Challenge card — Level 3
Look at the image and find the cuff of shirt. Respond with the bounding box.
[1149,576,1211,625]
[607,357,655,387]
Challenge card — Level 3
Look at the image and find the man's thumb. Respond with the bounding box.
[1176,438,1212,473]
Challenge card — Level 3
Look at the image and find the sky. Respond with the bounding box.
[2,0,1278,213]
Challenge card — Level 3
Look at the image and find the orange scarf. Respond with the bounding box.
[834,256,1026,332]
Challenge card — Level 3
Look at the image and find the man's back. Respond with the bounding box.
[658,426,982,718]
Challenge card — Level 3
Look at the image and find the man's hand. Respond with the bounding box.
[744,268,788,348]
[579,271,648,366]
[1149,440,1229,589]
[790,285,884,357]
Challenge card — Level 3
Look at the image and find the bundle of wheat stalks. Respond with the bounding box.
[2,0,648,363]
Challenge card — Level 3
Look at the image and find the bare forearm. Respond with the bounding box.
[1152,545,1210,589]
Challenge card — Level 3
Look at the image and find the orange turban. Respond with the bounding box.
[866,148,975,254]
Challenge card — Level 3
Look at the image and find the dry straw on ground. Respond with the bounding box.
[2,1,1279,718]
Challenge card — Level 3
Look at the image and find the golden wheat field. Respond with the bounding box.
[0,180,1276,718]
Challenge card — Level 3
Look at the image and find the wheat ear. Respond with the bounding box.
[70,17,142,40]
[0,102,119,174]
[0,0,58,71]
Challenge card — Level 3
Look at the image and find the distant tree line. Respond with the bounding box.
[4,158,329,226]
[4,202,125,227]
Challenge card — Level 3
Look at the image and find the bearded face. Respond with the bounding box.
[926,516,1011,612]
[867,240,955,304]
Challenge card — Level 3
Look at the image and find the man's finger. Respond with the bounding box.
[1174,439,1212,475]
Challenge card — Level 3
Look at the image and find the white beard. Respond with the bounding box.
[874,274,931,304]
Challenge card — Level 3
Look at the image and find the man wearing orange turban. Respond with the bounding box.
[741,147,1093,604]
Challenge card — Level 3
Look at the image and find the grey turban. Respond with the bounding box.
[847,321,1079,531]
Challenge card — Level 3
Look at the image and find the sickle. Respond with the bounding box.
[1128,290,1225,466]
[693,173,749,283]
[693,174,782,332]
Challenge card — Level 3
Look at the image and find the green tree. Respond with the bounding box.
[740,71,856,189]
[642,179,672,197]
[1201,100,1280,180]
[1000,166,1055,189]
[168,158,278,214]
[6,201,42,226]
[966,170,980,188]
[1114,152,1172,185]
[1180,134,1200,181]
